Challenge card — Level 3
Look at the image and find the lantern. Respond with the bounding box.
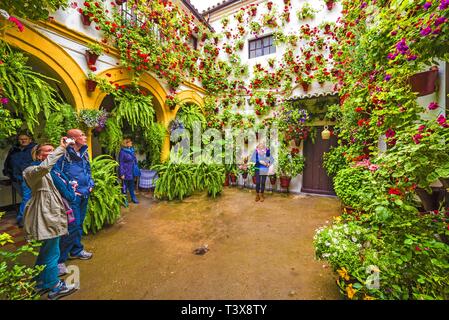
[322,126,331,140]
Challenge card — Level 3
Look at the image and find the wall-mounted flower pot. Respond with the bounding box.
[85,50,99,65]
[81,13,91,26]
[86,79,97,92]
[301,83,310,92]
[280,176,291,188]
[408,68,438,97]
[270,176,277,185]
[325,1,335,10]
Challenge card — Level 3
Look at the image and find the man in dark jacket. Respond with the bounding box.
[55,129,94,262]
[3,133,36,226]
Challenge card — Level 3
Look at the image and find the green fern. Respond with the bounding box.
[0,41,61,133]
[176,103,206,132]
[44,103,78,145]
[83,155,126,234]
[113,91,155,131]
[98,117,123,154]
[144,123,166,166]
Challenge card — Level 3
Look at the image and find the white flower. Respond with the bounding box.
[351,236,358,243]
[325,241,331,247]
[322,253,331,258]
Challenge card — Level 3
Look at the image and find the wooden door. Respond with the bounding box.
[302,126,337,195]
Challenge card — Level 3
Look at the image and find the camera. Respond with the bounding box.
[65,138,75,144]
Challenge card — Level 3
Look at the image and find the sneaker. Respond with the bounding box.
[69,250,93,260]
[35,286,51,296]
[58,263,68,276]
[47,281,77,300]
[131,198,139,204]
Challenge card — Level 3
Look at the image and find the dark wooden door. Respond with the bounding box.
[302,126,337,195]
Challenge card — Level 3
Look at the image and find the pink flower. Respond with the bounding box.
[428,102,439,110]
[420,26,432,36]
[385,128,396,138]
[368,164,379,172]
[1,97,9,104]
[413,133,423,144]
[437,114,449,127]
[8,16,24,32]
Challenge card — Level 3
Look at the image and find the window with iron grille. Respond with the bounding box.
[120,1,141,26]
[249,35,276,59]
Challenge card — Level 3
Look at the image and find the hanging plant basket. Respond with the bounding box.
[86,79,97,92]
[85,50,99,65]
[280,176,291,188]
[81,13,91,26]
[325,0,335,10]
[408,68,438,97]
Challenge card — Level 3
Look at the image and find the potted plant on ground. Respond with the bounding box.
[85,42,102,66]
[138,159,158,191]
[277,147,305,190]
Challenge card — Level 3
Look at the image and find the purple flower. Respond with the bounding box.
[361,2,367,8]
[391,30,398,36]
[407,54,418,61]
[424,1,432,9]
[439,0,449,10]
[387,52,398,60]
[428,102,439,110]
[0,97,8,104]
[435,16,447,26]
[396,38,409,54]
[384,74,391,81]
[420,26,432,36]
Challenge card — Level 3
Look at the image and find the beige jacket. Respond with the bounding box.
[23,146,68,241]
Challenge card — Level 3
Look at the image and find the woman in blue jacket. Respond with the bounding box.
[250,142,274,202]
[118,138,140,204]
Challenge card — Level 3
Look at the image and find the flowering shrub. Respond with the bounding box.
[77,108,108,128]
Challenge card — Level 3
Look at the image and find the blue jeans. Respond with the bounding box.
[123,179,137,201]
[59,195,88,263]
[35,237,60,290]
[17,180,32,223]
[255,171,267,193]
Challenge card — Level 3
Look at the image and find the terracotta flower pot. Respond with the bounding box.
[408,68,438,97]
[85,50,99,65]
[224,174,229,186]
[325,1,334,10]
[280,176,291,188]
[116,0,127,4]
[81,13,91,26]
[230,173,237,183]
[242,172,248,179]
[86,79,97,92]
[301,83,310,92]
[270,176,277,185]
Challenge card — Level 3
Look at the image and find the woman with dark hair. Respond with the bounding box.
[118,138,140,204]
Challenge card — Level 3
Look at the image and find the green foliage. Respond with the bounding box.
[0,41,61,133]
[296,3,317,20]
[0,213,43,300]
[84,156,126,234]
[144,123,166,167]
[98,117,123,155]
[323,145,349,177]
[277,147,305,177]
[114,91,155,131]
[333,166,378,210]
[0,107,22,140]
[152,161,196,201]
[176,103,206,132]
[44,103,78,145]
[1,0,68,20]
[193,160,225,198]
